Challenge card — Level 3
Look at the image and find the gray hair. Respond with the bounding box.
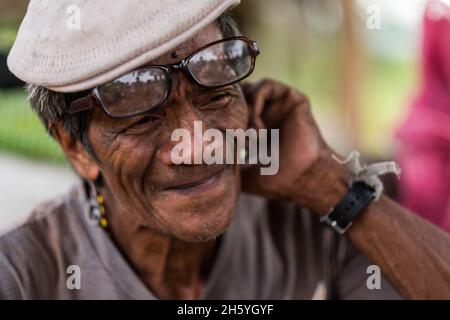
[27,13,240,153]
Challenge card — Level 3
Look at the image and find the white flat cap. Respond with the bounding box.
[7,0,240,92]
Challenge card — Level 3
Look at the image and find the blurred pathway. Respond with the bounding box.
[0,152,77,235]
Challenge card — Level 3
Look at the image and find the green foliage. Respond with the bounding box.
[0,89,66,163]
[0,27,17,52]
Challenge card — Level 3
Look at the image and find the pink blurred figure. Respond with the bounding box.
[396,0,450,232]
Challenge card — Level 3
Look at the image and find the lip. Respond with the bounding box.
[163,167,227,195]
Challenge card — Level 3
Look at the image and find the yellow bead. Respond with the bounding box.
[100,218,108,228]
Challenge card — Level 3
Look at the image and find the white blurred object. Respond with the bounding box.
[333,150,401,200]
[357,0,426,60]
[0,152,77,235]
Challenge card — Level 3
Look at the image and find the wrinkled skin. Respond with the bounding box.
[85,25,248,243]
[60,24,248,243]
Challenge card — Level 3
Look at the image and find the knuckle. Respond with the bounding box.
[286,87,310,110]
[260,78,275,86]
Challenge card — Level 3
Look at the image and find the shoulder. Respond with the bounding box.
[0,189,77,257]
[0,184,85,299]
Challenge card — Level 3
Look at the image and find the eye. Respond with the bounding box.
[198,92,233,109]
[132,115,153,127]
[124,114,161,135]
[211,93,230,102]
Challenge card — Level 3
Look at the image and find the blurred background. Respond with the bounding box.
[1,0,449,232]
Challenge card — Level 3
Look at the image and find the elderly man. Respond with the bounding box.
[1,0,450,300]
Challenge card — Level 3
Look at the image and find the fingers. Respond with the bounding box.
[244,79,313,126]
[240,80,334,204]
[243,79,279,129]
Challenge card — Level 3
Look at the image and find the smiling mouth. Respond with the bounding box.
[164,167,228,194]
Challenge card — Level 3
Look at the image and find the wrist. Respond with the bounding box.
[291,151,350,215]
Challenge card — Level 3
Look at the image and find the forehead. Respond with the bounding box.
[147,22,223,66]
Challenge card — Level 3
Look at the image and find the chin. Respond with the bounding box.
[168,189,238,242]
[176,207,236,242]
[149,169,240,242]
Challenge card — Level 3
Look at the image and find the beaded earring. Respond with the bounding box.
[84,179,109,229]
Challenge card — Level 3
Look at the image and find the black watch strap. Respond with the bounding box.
[320,181,375,234]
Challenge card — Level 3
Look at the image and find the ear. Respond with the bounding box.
[51,121,100,181]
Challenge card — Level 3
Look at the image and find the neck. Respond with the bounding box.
[103,195,217,299]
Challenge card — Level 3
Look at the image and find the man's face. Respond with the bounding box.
[86,23,249,242]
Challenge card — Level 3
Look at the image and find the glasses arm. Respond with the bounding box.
[69,95,94,114]
[250,40,260,56]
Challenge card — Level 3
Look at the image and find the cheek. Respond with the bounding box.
[111,134,158,174]
[232,100,250,129]
[91,129,165,224]
[205,98,249,131]
[88,123,161,190]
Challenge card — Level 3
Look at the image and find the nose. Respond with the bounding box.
[157,72,213,166]
[158,108,208,166]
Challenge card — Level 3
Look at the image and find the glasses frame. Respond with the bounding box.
[69,36,260,119]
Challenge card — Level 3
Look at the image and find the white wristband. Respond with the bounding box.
[332,150,401,201]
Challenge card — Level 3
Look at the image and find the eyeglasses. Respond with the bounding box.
[69,36,260,119]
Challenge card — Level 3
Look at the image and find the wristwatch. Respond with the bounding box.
[320,181,376,234]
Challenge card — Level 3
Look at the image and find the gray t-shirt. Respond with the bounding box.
[0,182,401,299]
